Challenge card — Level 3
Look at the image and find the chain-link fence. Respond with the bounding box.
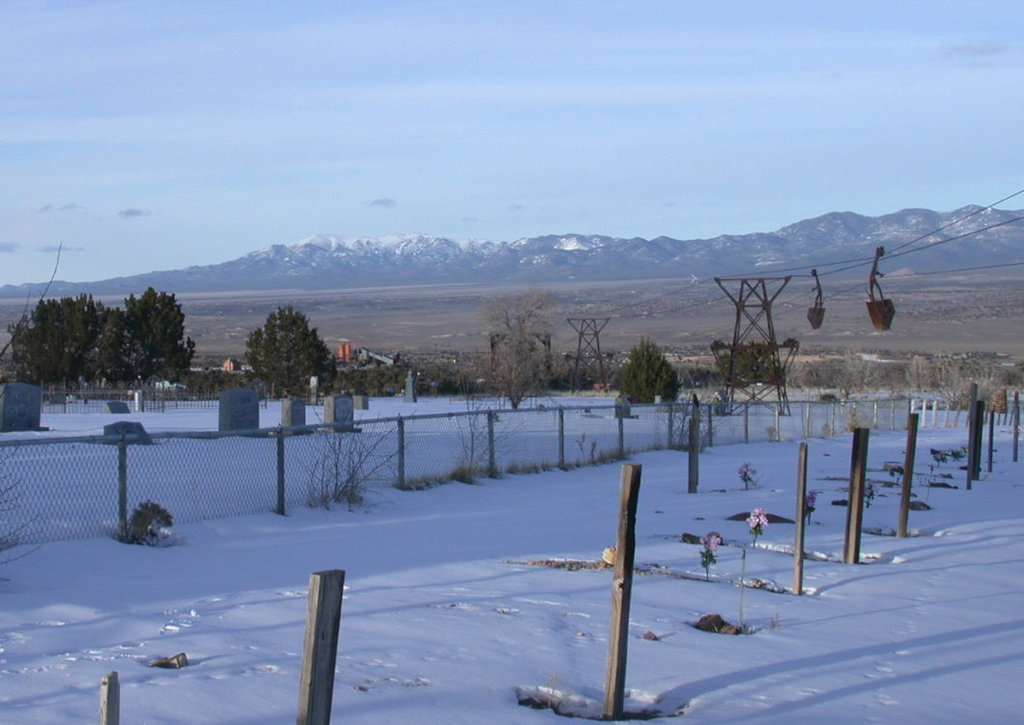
[0,399,913,547]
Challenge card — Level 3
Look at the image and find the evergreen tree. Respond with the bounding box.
[8,295,105,383]
[245,305,335,397]
[620,338,680,403]
[120,288,194,382]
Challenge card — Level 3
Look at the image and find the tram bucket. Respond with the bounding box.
[807,306,825,330]
[866,298,895,331]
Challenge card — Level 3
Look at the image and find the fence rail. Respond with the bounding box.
[0,398,921,546]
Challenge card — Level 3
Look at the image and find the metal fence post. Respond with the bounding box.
[276,428,286,515]
[487,411,497,477]
[117,438,128,541]
[557,408,565,468]
[397,417,406,487]
[793,442,808,595]
[688,396,699,494]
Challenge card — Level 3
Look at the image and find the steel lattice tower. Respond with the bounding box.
[710,277,798,413]
[566,317,611,393]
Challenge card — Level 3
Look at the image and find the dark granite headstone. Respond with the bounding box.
[323,394,354,430]
[104,401,131,414]
[0,383,42,432]
[281,397,306,427]
[352,395,369,411]
[103,421,152,444]
[219,389,260,432]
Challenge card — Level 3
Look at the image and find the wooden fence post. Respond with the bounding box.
[969,399,984,488]
[100,670,119,725]
[706,404,713,447]
[743,401,749,444]
[898,413,919,538]
[844,428,869,564]
[297,569,346,725]
[688,396,700,493]
[793,442,808,595]
[966,383,979,489]
[603,464,642,721]
[276,429,286,516]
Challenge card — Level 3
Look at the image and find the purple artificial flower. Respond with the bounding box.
[746,507,769,542]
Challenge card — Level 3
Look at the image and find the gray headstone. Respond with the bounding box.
[352,395,369,411]
[323,394,354,429]
[403,371,417,403]
[281,397,306,427]
[104,401,131,414]
[219,389,260,432]
[0,383,42,432]
[103,420,152,444]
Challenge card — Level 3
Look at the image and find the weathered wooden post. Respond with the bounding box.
[793,442,808,595]
[969,399,984,488]
[603,464,642,721]
[117,438,128,541]
[706,404,713,447]
[688,395,700,493]
[898,413,919,538]
[966,383,979,489]
[276,429,286,516]
[297,569,346,725]
[844,428,869,564]
[100,670,119,725]
[743,401,750,444]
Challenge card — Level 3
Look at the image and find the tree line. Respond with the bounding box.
[5,288,195,384]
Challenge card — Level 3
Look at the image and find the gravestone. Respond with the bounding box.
[403,371,417,403]
[103,421,152,444]
[281,397,306,427]
[104,401,131,414]
[323,394,354,430]
[352,395,369,411]
[219,389,260,432]
[0,383,43,432]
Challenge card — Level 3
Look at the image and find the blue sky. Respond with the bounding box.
[1,1,1021,285]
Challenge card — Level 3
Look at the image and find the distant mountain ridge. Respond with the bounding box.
[3,205,1022,298]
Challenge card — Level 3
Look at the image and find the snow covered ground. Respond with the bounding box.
[1,398,1022,723]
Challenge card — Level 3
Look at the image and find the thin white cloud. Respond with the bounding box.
[119,208,152,218]
[38,244,85,253]
[946,41,1006,58]
[0,242,18,253]
[369,198,397,209]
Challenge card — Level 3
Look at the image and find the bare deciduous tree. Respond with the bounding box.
[482,290,554,410]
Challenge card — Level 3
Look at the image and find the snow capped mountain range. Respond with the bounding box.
[4,206,1022,297]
